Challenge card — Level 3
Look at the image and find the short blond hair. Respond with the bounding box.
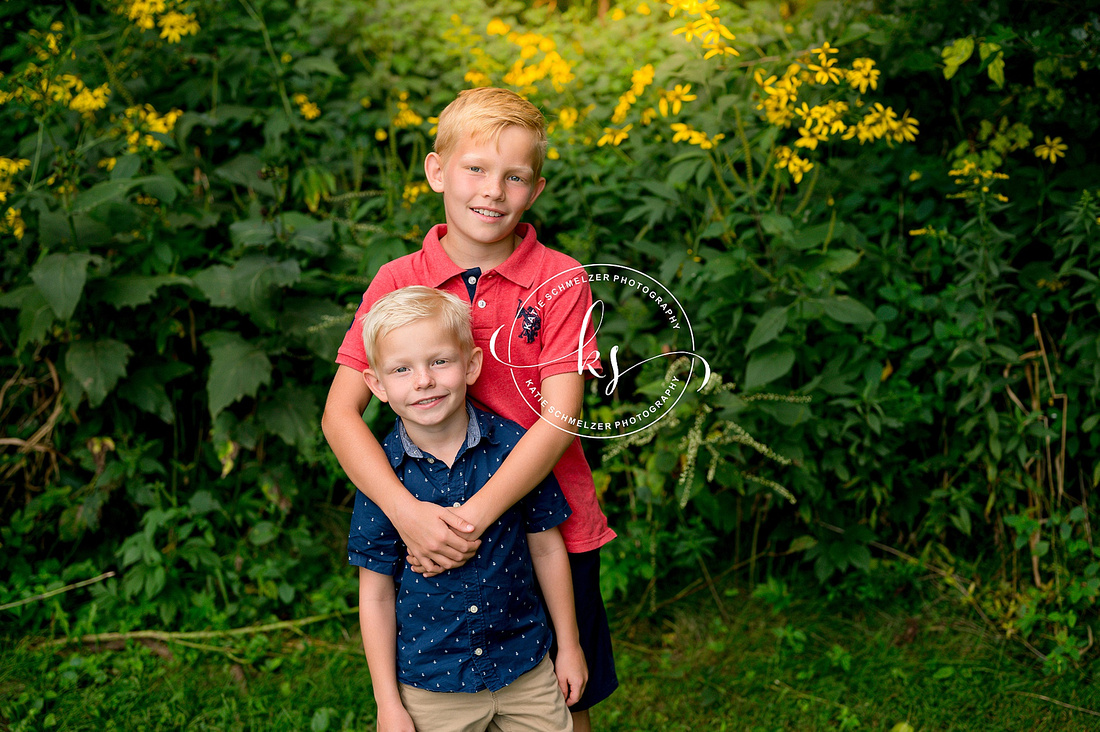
[434,87,548,178]
[361,286,474,367]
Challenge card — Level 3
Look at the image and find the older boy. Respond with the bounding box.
[352,286,585,732]
[324,88,617,729]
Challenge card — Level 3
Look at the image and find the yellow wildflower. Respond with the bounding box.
[637,2,651,14]
[157,11,199,43]
[375,129,388,142]
[787,153,813,183]
[0,158,31,177]
[631,64,655,95]
[909,170,922,182]
[847,58,880,93]
[464,70,491,87]
[558,107,578,130]
[281,53,292,64]
[2,207,25,239]
[292,93,321,120]
[610,7,626,20]
[670,122,694,143]
[597,124,632,147]
[658,84,696,116]
[486,18,511,36]
[547,147,560,160]
[1033,136,1067,163]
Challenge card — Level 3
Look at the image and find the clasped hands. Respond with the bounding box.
[397,500,483,577]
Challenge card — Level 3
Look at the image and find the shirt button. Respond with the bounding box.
[477,299,486,308]
[468,605,478,614]
[474,648,483,656]
[467,276,477,285]
[427,458,435,464]
[453,502,461,508]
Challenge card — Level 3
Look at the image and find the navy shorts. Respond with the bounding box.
[548,548,618,712]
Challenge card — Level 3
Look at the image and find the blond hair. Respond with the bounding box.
[361,286,474,367]
[434,87,548,178]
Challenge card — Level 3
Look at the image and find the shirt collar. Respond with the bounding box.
[389,402,487,465]
[422,223,540,289]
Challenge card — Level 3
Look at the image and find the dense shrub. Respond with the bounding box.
[1,0,1097,669]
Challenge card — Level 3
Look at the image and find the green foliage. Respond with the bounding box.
[1,0,1098,676]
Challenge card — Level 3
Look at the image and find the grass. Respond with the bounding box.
[2,573,1098,731]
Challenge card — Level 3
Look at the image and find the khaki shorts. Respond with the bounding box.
[398,653,572,732]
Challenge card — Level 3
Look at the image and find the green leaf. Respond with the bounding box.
[117,362,192,422]
[0,285,55,351]
[258,386,319,447]
[745,307,788,354]
[250,521,279,546]
[987,53,1005,88]
[744,344,795,390]
[933,666,955,680]
[31,252,97,320]
[68,180,139,214]
[819,296,876,325]
[820,249,862,273]
[97,274,192,309]
[229,218,278,248]
[941,37,974,79]
[64,339,134,407]
[201,330,273,419]
[109,154,142,180]
[293,55,345,77]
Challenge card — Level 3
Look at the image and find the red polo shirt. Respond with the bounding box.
[336,223,615,553]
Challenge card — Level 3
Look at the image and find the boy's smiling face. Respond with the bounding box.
[425,125,546,263]
[363,315,483,440]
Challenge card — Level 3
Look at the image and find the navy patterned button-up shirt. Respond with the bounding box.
[347,403,571,693]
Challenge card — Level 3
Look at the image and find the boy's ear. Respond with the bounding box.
[362,368,389,403]
[424,152,445,193]
[465,346,484,386]
[524,176,547,211]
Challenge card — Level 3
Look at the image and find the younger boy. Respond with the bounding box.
[324,87,618,729]
[350,286,586,731]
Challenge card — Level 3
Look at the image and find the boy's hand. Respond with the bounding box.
[553,644,588,707]
[376,700,416,732]
[396,500,480,574]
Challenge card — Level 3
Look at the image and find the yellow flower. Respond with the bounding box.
[0,158,31,177]
[658,84,696,116]
[557,107,578,130]
[486,18,511,36]
[281,52,292,64]
[670,122,693,143]
[787,153,813,183]
[808,57,841,85]
[610,7,626,20]
[547,147,560,160]
[69,82,110,116]
[908,170,922,182]
[846,58,880,93]
[637,2,651,14]
[1033,136,1067,163]
[597,124,632,147]
[99,157,118,172]
[375,129,388,141]
[794,125,827,150]
[3,207,25,240]
[158,11,200,44]
[464,70,491,87]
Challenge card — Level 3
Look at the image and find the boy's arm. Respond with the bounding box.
[528,526,587,705]
[358,568,416,732]
[323,365,480,572]
[456,371,582,535]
